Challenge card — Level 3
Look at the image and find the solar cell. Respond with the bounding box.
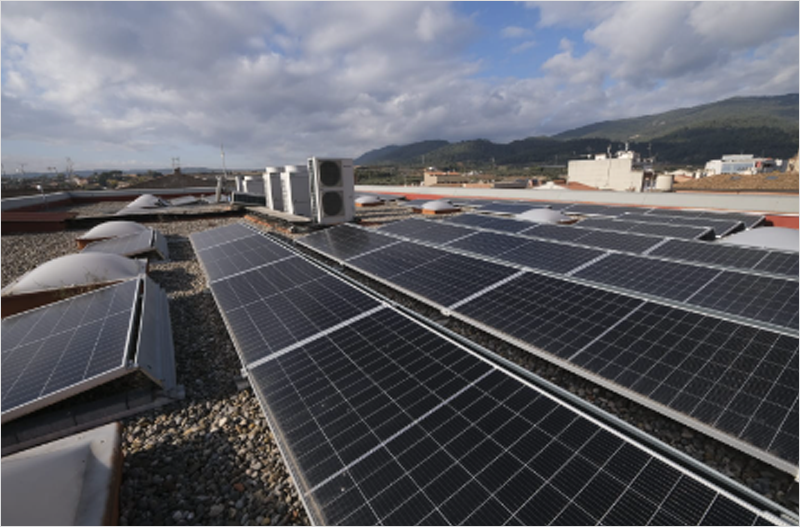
[572,303,799,466]
[442,213,533,233]
[194,232,294,282]
[447,231,529,258]
[82,229,155,257]
[190,223,257,251]
[1,280,138,422]
[298,224,399,262]
[377,218,475,245]
[574,253,721,302]
[248,308,778,525]
[348,241,448,279]
[687,272,799,331]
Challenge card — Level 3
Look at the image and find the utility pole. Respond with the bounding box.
[66,158,74,178]
[216,144,227,203]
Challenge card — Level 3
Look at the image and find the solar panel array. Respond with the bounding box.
[374,218,798,333]
[193,222,787,525]
[1,280,139,422]
[578,217,715,240]
[299,223,799,473]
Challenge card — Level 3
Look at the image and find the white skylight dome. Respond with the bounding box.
[355,195,382,206]
[125,194,168,209]
[421,200,459,213]
[515,208,573,224]
[3,253,145,296]
[77,221,149,241]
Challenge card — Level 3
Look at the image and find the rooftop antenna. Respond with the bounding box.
[65,158,74,178]
[216,144,227,203]
[18,163,27,177]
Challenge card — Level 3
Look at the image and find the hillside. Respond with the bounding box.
[554,94,798,141]
[356,94,798,167]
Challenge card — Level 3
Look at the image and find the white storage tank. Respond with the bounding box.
[281,165,311,217]
[264,166,285,211]
[654,174,674,192]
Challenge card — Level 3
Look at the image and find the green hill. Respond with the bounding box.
[355,94,798,167]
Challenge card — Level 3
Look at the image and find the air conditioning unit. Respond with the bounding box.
[308,157,355,225]
[263,166,284,211]
[280,165,311,217]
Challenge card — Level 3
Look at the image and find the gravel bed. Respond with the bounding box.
[2,205,796,523]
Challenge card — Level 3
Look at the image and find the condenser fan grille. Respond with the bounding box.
[319,161,341,187]
[321,191,344,216]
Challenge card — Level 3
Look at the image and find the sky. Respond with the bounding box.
[1,1,798,173]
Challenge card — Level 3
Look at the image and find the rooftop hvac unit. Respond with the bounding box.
[281,165,311,217]
[263,166,284,211]
[243,176,265,196]
[308,157,355,225]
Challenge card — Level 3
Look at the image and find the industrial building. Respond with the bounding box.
[704,154,783,176]
[567,147,656,192]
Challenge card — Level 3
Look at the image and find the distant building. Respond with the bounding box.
[567,147,655,192]
[704,154,781,176]
[423,170,468,186]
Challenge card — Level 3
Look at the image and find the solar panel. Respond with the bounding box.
[622,213,744,237]
[647,209,765,229]
[249,308,780,525]
[498,239,605,274]
[573,253,721,302]
[377,218,475,244]
[447,231,531,258]
[578,218,714,240]
[572,303,799,467]
[298,224,399,262]
[687,272,799,331]
[1,280,138,422]
[213,266,381,365]
[82,229,156,257]
[754,251,800,277]
[442,213,534,233]
[190,223,257,251]
[451,273,799,471]
[193,232,294,282]
[563,204,616,215]
[517,223,589,242]
[648,239,797,278]
[455,273,645,360]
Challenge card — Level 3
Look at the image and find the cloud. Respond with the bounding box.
[501,26,531,38]
[1,1,797,171]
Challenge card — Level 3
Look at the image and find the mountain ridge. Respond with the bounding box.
[355,94,798,166]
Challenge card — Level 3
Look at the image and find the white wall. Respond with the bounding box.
[567,158,644,191]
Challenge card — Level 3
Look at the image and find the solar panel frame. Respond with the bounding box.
[475,202,550,215]
[578,217,715,240]
[646,209,766,229]
[1,279,140,423]
[377,218,476,245]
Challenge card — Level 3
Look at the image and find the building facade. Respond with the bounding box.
[567,150,654,192]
